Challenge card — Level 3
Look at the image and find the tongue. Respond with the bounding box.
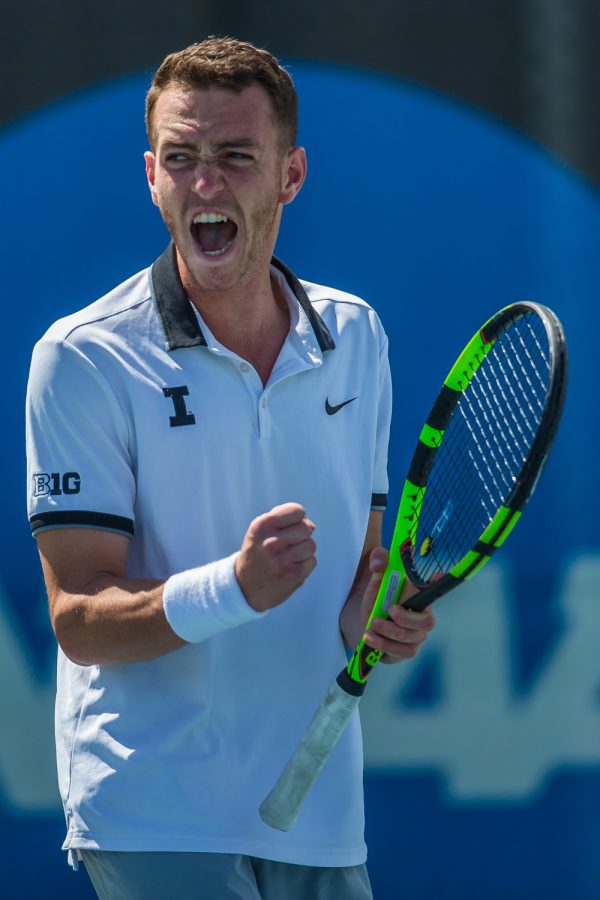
[196,220,237,252]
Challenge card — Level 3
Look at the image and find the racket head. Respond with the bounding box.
[394,301,567,610]
[347,301,567,683]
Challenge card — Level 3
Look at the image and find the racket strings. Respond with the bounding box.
[505,317,550,398]
[460,385,519,496]
[476,362,531,470]
[473,349,531,469]
[491,330,547,440]
[411,313,552,582]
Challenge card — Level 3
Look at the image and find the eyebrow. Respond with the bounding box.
[161,137,260,152]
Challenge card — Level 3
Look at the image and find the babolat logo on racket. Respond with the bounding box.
[360,647,382,673]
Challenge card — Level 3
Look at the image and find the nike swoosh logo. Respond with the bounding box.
[325,396,357,415]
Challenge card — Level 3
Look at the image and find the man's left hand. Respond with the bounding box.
[360,547,435,663]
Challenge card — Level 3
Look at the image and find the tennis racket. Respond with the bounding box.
[259,301,567,831]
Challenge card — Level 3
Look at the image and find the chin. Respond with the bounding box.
[186,256,245,294]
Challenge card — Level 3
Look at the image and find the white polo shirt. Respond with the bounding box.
[26,245,392,867]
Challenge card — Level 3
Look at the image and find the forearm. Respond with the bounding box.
[50,573,185,666]
[339,554,373,650]
[48,554,259,667]
[339,509,384,649]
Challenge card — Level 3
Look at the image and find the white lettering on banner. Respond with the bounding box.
[0,558,599,811]
[362,555,600,800]
[0,584,59,811]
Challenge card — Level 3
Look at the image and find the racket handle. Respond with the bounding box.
[259,670,365,831]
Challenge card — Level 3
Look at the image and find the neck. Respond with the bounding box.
[179,258,290,385]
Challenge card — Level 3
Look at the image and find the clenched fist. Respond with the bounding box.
[235,503,317,612]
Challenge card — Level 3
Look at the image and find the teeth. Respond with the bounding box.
[193,212,229,224]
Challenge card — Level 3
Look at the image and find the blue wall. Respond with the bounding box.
[2,63,598,898]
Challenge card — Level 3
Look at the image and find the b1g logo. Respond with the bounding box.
[32,472,81,497]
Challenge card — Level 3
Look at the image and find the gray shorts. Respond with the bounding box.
[80,850,373,900]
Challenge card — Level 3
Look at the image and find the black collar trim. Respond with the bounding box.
[150,244,336,353]
[150,244,207,349]
[270,256,336,352]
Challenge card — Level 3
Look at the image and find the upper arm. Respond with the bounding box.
[37,527,130,621]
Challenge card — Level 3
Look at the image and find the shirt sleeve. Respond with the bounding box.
[371,319,392,511]
[26,337,136,537]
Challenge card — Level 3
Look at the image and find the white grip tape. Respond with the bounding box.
[259,679,362,831]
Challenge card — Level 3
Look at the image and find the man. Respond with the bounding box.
[26,37,434,899]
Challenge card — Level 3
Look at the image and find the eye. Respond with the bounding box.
[224,152,254,164]
[164,152,192,165]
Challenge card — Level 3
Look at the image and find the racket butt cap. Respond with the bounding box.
[259,797,295,832]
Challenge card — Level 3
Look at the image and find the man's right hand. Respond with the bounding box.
[235,503,317,612]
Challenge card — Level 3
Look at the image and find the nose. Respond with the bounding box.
[192,158,224,197]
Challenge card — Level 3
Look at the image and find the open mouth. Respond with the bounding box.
[191,212,238,257]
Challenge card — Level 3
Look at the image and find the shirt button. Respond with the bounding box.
[262,398,267,408]
[240,363,250,373]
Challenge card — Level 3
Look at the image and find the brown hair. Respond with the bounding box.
[145,37,298,152]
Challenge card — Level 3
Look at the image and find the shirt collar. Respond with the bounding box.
[149,243,336,353]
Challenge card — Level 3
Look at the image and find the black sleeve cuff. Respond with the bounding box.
[371,493,387,510]
[29,510,134,537]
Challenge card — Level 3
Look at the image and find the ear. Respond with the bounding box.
[144,151,160,207]
[280,147,307,206]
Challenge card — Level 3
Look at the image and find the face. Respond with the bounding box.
[145,84,306,295]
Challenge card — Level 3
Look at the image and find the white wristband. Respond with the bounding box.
[162,552,266,643]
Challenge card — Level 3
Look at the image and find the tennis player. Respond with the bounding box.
[26,37,434,899]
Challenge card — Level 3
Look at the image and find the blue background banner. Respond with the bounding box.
[1,62,598,898]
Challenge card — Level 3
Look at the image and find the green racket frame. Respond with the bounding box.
[347,300,566,685]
